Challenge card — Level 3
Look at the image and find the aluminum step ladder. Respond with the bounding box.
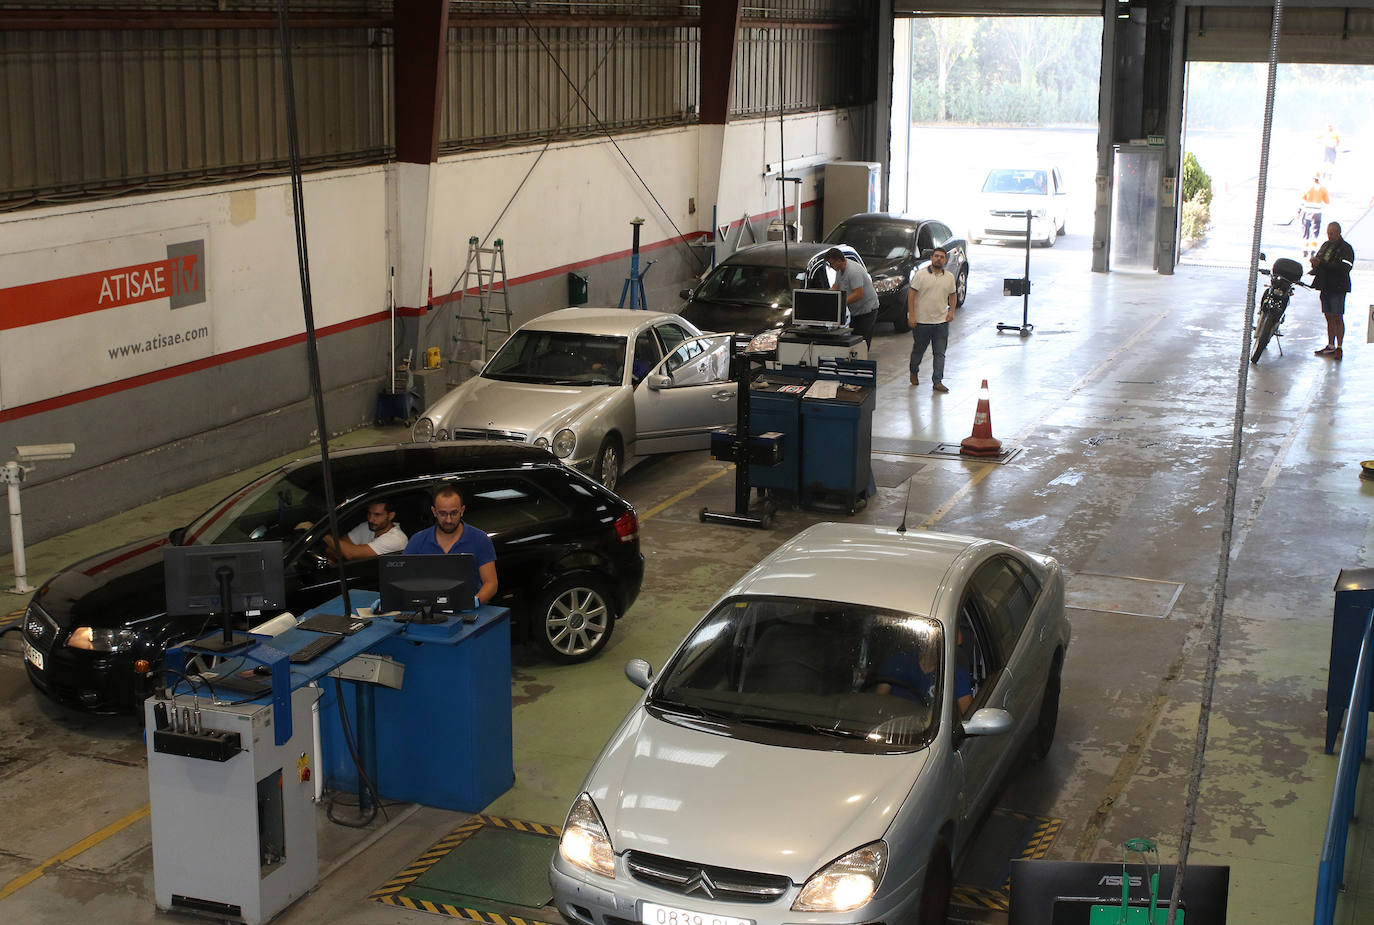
[450,237,512,381]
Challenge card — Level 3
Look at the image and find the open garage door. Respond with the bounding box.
[895,1,1100,12]
[1179,7,1374,269]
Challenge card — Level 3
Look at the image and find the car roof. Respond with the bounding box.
[718,241,832,269]
[275,442,563,500]
[726,522,989,621]
[832,212,940,226]
[518,307,687,336]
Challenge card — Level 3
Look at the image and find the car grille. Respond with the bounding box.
[991,209,1035,218]
[625,851,791,904]
[24,602,59,651]
[449,428,528,442]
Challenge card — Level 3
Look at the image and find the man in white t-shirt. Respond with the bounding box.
[322,499,408,561]
[906,247,958,392]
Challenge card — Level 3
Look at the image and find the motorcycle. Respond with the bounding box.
[1250,255,1311,364]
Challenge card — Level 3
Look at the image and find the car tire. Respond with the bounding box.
[1026,655,1063,762]
[916,844,952,925]
[955,267,969,308]
[1057,218,1067,237]
[592,435,622,492]
[532,574,617,663]
[889,300,910,334]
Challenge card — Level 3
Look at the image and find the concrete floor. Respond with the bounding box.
[2,234,1372,924]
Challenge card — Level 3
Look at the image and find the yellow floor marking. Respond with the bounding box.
[0,804,149,900]
[638,465,733,523]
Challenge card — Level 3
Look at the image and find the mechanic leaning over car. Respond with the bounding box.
[404,484,499,606]
[322,499,408,562]
[823,247,879,349]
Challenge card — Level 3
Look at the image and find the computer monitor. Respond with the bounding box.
[163,541,286,653]
[378,553,477,624]
[790,288,846,329]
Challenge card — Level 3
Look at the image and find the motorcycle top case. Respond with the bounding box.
[1272,257,1304,283]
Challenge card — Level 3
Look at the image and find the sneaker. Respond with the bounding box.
[932,382,949,393]
[909,373,919,386]
[1315,346,1335,355]
[1333,347,1343,360]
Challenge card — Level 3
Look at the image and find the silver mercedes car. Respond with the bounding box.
[413,308,737,490]
[550,523,1070,925]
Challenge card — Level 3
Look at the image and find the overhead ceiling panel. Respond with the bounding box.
[894,1,1103,14]
[1186,7,1374,64]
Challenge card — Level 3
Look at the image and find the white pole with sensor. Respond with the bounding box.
[5,443,76,593]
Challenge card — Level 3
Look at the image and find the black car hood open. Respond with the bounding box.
[32,535,174,632]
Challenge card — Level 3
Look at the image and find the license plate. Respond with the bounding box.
[23,639,45,671]
[640,902,752,925]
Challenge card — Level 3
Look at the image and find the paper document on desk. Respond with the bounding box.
[803,380,839,399]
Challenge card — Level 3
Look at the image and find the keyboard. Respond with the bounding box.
[297,612,371,636]
[289,633,344,664]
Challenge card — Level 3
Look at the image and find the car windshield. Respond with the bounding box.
[650,596,944,753]
[183,468,329,547]
[484,331,626,385]
[982,169,1048,195]
[824,222,915,263]
[695,263,802,307]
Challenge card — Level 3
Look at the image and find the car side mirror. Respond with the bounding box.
[961,707,1013,737]
[920,248,934,259]
[469,358,485,374]
[625,658,654,689]
[646,374,673,390]
[168,526,187,546]
[679,287,694,300]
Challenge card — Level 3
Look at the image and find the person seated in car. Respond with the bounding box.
[873,626,973,716]
[322,499,407,562]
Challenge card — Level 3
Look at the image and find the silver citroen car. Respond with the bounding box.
[550,523,1069,925]
[413,308,736,491]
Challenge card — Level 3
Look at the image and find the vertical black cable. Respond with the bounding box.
[276,0,351,618]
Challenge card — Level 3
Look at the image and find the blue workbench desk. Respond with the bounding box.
[313,598,514,813]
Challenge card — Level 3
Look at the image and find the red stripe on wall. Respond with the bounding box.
[0,255,201,330]
[0,310,389,423]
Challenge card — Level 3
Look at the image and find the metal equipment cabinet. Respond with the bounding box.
[1325,567,1374,753]
[748,375,809,493]
[800,388,874,514]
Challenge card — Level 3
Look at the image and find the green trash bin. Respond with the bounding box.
[568,271,589,306]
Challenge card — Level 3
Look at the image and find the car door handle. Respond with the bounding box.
[711,390,734,401]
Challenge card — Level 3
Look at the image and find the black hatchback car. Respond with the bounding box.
[822,213,970,332]
[21,442,645,713]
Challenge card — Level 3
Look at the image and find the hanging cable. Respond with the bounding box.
[508,0,708,274]
[423,22,630,348]
[1164,4,1284,922]
[273,1,352,615]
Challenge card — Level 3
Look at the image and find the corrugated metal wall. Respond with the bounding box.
[1,26,390,209]
[440,25,698,152]
[1,0,873,210]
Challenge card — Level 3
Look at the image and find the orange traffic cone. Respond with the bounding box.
[960,380,1003,458]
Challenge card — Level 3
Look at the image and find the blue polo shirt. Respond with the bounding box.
[403,523,497,589]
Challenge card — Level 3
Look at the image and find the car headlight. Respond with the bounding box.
[437,427,451,440]
[412,418,435,442]
[559,793,615,878]
[67,627,141,653]
[873,276,903,295]
[533,436,549,449]
[1034,208,1048,219]
[792,842,887,913]
[551,428,576,459]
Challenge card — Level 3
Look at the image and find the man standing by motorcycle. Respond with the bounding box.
[1311,221,1354,359]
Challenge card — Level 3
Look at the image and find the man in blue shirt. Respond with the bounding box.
[404,485,498,607]
[874,625,974,717]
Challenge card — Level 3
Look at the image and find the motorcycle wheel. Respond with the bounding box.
[1251,302,1279,364]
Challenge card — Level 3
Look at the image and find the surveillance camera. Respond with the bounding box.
[14,443,76,463]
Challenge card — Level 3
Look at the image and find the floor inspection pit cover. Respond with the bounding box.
[1065,573,1183,619]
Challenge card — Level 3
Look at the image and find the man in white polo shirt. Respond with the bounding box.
[906,246,958,393]
[322,499,408,561]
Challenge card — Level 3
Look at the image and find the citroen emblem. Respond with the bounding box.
[683,870,718,900]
